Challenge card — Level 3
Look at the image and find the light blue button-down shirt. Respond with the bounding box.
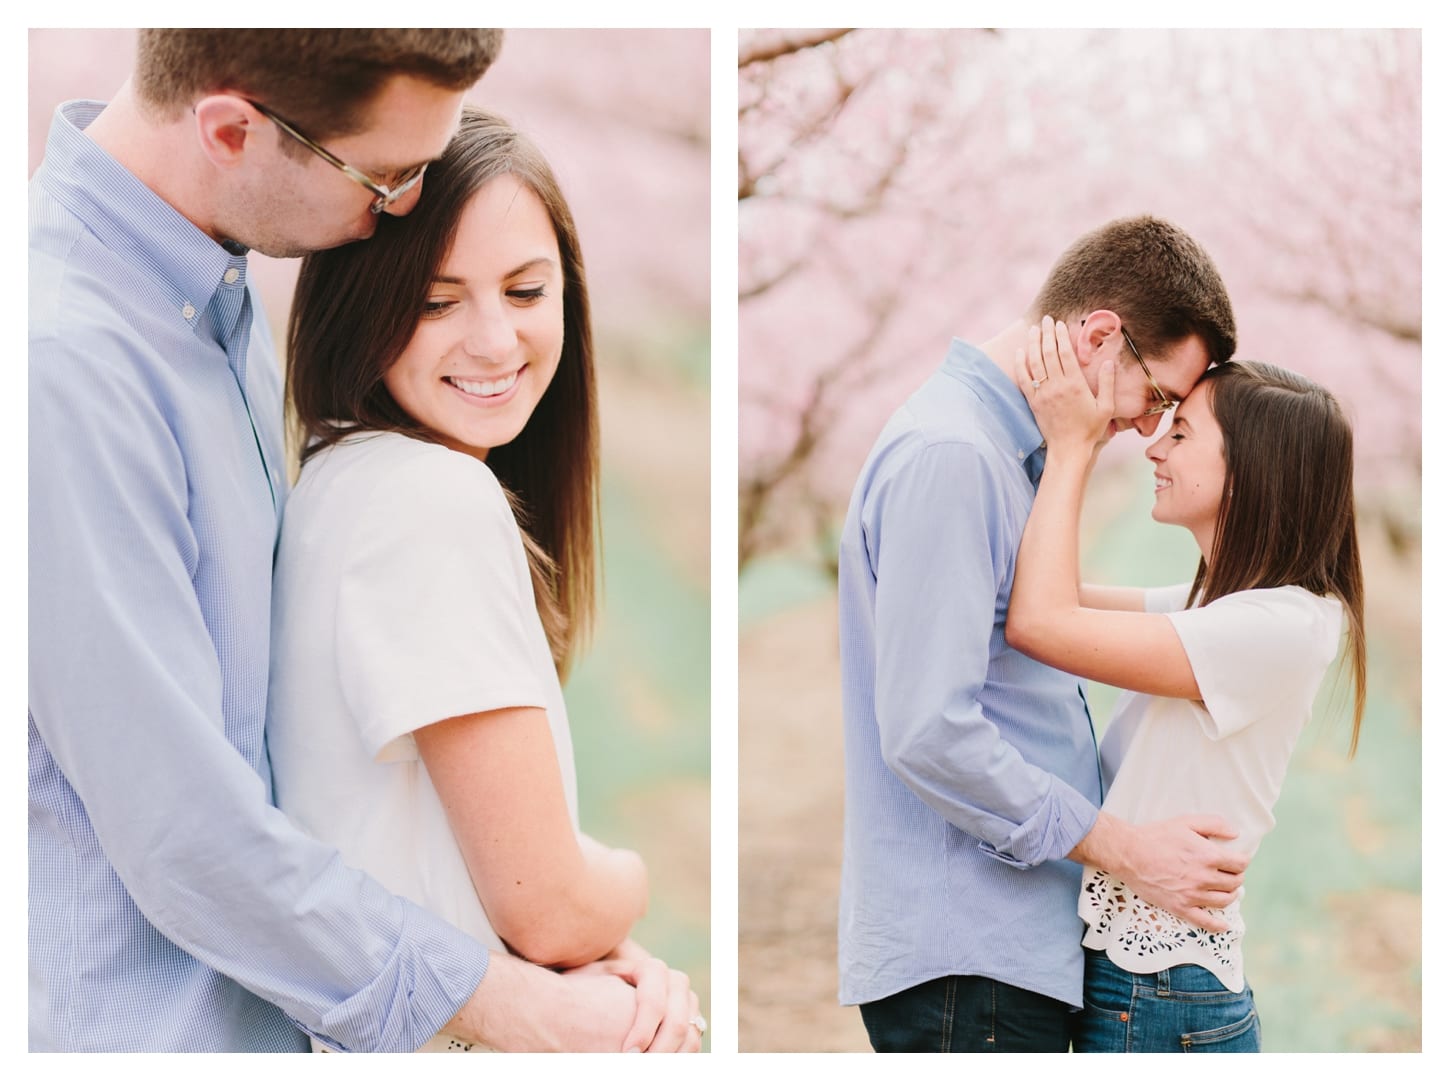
[28,101,489,1052]
[837,339,1104,1009]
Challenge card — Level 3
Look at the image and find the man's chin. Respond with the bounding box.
[246,229,374,260]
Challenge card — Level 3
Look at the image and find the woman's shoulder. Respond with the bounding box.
[1190,584,1344,663]
[1203,583,1341,622]
[293,433,517,551]
[306,431,508,505]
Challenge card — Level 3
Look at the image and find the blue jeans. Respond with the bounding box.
[1073,949,1261,1053]
[858,975,1072,1052]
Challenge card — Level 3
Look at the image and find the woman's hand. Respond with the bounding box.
[565,939,703,1052]
[1014,315,1116,453]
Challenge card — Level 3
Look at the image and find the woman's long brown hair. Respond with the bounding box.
[287,107,598,674]
[1188,361,1366,754]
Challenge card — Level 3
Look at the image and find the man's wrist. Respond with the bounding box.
[448,951,560,1051]
[1069,810,1128,874]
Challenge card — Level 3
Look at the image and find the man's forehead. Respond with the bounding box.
[336,79,464,172]
[1166,337,1212,400]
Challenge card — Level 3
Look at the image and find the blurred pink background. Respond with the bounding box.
[739,28,1420,568]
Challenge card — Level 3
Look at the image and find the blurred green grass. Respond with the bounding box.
[563,350,710,1043]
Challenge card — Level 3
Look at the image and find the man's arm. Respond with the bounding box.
[28,334,486,1050]
[865,440,1098,867]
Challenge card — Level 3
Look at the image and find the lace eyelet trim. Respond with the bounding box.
[1079,868,1246,992]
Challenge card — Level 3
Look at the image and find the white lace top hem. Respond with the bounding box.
[1079,868,1246,993]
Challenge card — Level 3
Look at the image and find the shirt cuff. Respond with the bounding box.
[975,776,1100,868]
[293,902,491,1052]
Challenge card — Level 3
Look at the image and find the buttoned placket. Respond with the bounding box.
[206,258,277,513]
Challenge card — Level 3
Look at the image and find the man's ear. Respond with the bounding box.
[1076,309,1124,368]
[193,95,264,169]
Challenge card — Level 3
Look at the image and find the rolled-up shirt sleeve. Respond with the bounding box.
[865,440,1099,866]
[28,329,489,1051]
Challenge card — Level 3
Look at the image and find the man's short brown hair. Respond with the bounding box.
[135,29,503,140]
[1029,215,1237,367]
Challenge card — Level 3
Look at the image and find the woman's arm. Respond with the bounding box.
[1004,318,1199,699]
[414,706,647,969]
[1079,584,1147,611]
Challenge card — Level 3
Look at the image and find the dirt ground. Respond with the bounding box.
[739,594,869,1052]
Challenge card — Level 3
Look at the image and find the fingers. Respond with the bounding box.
[1013,345,1033,394]
[645,970,701,1053]
[1025,320,1046,387]
[1186,815,1241,843]
[1176,905,1233,934]
[1041,315,1071,380]
[618,956,668,1052]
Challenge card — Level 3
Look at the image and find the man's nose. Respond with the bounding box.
[382,177,425,217]
[1132,413,1164,438]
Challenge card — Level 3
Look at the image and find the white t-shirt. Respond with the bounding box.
[1079,582,1343,992]
[267,431,576,1049]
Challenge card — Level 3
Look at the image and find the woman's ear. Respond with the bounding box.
[193,95,262,169]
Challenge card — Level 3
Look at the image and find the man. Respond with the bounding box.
[837,216,1246,1052]
[29,29,696,1053]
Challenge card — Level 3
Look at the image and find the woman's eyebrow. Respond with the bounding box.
[504,257,557,277]
[432,258,558,287]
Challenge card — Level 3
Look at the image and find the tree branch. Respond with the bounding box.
[739,29,853,68]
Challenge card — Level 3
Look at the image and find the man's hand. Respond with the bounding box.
[446,950,637,1051]
[1071,811,1249,933]
[566,939,703,1052]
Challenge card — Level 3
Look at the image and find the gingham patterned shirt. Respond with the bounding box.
[29,100,490,1052]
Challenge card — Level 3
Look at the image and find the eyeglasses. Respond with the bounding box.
[248,99,427,215]
[1120,325,1177,416]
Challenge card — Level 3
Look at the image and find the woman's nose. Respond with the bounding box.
[463,302,518,360]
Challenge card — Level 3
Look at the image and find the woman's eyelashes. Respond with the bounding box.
[420,285,549,318]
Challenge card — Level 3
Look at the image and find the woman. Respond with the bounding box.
[1006,317,1365,1052]
[266,108,700,1052]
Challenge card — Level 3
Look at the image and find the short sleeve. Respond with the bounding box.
[1166,587,1342,740]
[335,446,550,761]
[1145,582,1192,614]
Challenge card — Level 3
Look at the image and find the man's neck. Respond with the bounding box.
[84,81,224,244]
[976,317,1032,383]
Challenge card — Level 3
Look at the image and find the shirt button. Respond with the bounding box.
[223,268,240,284]
[181,303,195,319]
[1017,450,1025,460]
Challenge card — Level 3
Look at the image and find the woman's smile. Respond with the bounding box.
[444,368,524,403]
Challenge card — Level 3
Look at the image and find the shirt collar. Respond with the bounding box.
[35,101,250,340]
[940,337,1046,473]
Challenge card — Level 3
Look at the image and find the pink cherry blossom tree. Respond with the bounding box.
[739,28,1421,572]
